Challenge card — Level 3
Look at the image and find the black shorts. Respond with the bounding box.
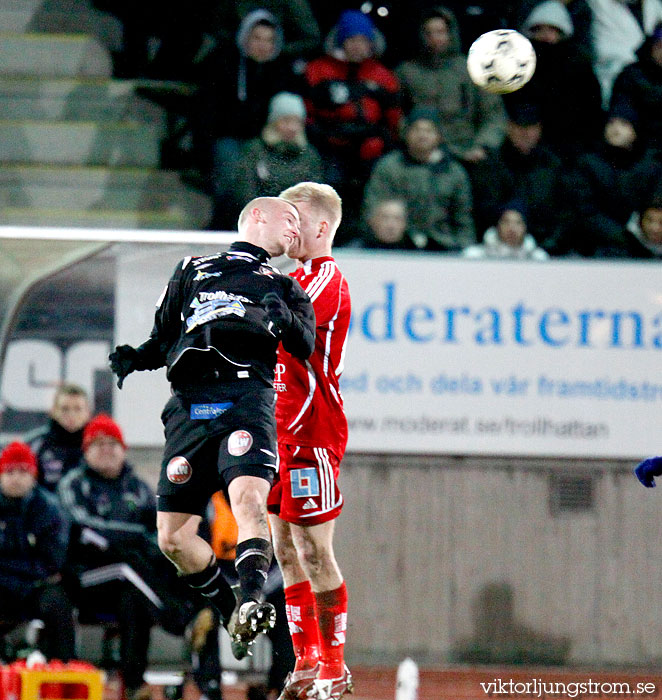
[157,380,278,516]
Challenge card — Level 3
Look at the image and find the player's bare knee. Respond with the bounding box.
[297,539,330,578]
[231,487,267,523]
[157,527,182,560]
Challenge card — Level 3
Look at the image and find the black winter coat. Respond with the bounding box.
[0,486,69,596]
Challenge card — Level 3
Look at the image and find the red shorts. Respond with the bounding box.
[267,444,344,525]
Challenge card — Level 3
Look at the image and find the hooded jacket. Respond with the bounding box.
[196,10,299,143]
[395,5,506,158]
[505,0,603,163]
[462,226,549,260]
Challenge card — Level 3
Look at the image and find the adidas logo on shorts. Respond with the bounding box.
[302,498,317,510]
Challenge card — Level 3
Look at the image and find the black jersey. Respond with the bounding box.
[130,242,315,388]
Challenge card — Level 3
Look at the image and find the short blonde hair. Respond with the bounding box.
[279,182,342,235]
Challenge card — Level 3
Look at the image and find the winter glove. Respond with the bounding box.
[262,292,293,334]
[109,344,139,389]
[634,457,662,488]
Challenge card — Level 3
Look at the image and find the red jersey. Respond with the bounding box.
[275,256,351,459]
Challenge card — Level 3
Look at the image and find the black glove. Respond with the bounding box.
[109,344,139,389]
[262,292,293,334]
[634,457,662,488]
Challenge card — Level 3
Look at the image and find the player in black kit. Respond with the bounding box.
[109,196,315,658]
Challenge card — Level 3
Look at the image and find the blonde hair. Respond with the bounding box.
[279,182,342,236]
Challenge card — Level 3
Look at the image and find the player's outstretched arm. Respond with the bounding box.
[634,457,662,488]
[262,290,315,360]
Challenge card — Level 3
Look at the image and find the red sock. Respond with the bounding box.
[314,582,348,680]
[284,580,320,672]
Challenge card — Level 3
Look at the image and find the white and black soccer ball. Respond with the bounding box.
[467,29,536,94]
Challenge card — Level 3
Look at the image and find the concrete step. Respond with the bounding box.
[0,120,160,166]
[0,32,112,77]
[0,77,166,125]
[0,164,211,218]
[0,0,122,52]
[0,207,205,230]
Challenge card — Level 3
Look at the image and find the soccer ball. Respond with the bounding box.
[467,29,536,94]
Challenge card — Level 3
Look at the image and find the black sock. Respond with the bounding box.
[234,537,273,605]
[183,555,236,623]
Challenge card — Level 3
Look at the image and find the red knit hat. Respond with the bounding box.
[0,441,38,476]
[82,414,126,451]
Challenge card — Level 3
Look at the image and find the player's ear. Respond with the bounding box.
[318,221,329,238]
[252,206,268,224]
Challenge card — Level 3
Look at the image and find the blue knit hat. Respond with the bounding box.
[336,10,375,46]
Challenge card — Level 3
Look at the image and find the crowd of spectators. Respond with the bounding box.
[97,0,662,258]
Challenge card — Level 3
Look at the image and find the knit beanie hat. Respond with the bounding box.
[406,105,442,129]
[522,0,574,38]
[335,10,375,46]
[0,441,38,476]
[83,414,126,451]
[268,92,306,123]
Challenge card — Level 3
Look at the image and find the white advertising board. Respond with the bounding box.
[334,252,662,459]
[30,243,654,459]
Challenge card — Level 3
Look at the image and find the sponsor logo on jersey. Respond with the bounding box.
[253,265,277,277]
[274,362,287,392]
[228,430,253,456]
[194,270,223,281]
[194,253,224,265]
[197,291,250,303]
[302,498,317,510]
[186,296,247,332]
[166,456,192,484]
[190,402,233,419]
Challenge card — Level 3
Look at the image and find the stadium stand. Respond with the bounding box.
[0,0,211,230]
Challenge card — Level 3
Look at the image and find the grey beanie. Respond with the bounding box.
[522,0,574,38]
[268,92,306,123]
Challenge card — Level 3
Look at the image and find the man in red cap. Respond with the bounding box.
[0,441,76,662]
[57,415,174,700]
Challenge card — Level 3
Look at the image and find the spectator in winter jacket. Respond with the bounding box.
[232,92,324,220]
[587,0,662,106]
[506,0,604,165]
[209,0,322,60]
[26,383,90,492]
[192,10,301,226]
[363,106,475,252]
[304,9,402,218]
[351,198,451,251]
[57,415,177,700]
[620,194,662,257]
[463,201,549,259]
[570,102,662,255]
[395,6,506,167]
[470,102,568,253]
[512,0,595,62]
[610,22,662,157]
[0,442,75,662]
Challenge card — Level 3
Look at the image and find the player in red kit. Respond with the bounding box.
[267,182,352,700]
